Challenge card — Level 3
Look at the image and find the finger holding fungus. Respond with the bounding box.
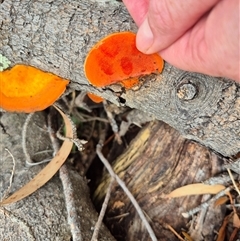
[0,65,69,113]
[84,31,164,88]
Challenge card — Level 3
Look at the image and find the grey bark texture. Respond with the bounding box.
[0,0,239,156]
[0,111,116,241]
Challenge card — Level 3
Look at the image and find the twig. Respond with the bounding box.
[47,111,60,154]
[103,101,122,144]
[62,90,75,113]
[59,165,82,241]
[96,143,157,241]
[74,111,109,123]
[22,113,51,166]
[107,213,130,220]
[204,174,236,186]
[226,204,240,208]
[1,148,16,201]
[164,223,185,241]
[55,107,87,151]
[227,168,240,196]
[56,127,86,151]
[22,112,34,164]
[91,177,115,241]
[47,107,83,241]
[182,186,233,218]
[74,91,92,113]
[194,205,207,230]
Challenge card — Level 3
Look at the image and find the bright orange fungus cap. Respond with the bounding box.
[0,65,69,113]
[84,31,164,88]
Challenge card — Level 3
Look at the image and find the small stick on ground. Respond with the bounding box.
[182,186,233,218]
[204,174,237,186]
[103,101,122,144]
[59,165,83,241]
[91,177,115,241]
[22,113,34,164]
[47,107,83,241]
[22,113,51,166]
[54,104,86,151]
[164,223,185,241]
[227,168,240,196]
[1,148,16,201]
[96,143,157,241]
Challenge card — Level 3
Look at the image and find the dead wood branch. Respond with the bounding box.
[0,0,239,156]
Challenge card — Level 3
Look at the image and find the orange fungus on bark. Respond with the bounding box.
[87,93,104,103]
[0,65,69,113]
[84,32,164,88]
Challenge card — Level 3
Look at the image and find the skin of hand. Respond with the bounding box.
[123,0,240,82]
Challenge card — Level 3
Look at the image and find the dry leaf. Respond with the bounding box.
[214,196,229,207]
[233,212,240,228]
[227,191,240,229]
[167,183,226,198]
[164,223,185,241]
[112,200,125,210]
[0,105,73,205]
[216,214,231,241]
[229,228,240,241]
[181,231,193,241]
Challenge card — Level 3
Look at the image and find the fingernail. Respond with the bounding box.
[137,17,154,54]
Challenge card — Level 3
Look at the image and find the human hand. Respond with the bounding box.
[123,0,239,82]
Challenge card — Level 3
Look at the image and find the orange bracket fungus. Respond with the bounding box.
[84,31,164,90]
[87,92,104,103]
[0,65,69,113]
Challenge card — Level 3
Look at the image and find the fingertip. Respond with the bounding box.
[136,17,155,54]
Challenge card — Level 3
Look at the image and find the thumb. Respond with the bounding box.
[136,0,218,54]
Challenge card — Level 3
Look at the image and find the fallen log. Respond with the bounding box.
[1,0,239,156]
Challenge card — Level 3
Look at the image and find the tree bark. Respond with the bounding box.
[0,1,239,155]
[93,121,226,241]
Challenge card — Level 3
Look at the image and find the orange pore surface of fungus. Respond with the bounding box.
[84,31,164,88]
[0,65,69,113]
[87,93,104,103]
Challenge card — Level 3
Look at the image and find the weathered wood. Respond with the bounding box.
[0,0,239,156]
[94,121,226,241]
[0,111,115,241]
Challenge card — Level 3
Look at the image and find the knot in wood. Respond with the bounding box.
[177,82,197,100]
